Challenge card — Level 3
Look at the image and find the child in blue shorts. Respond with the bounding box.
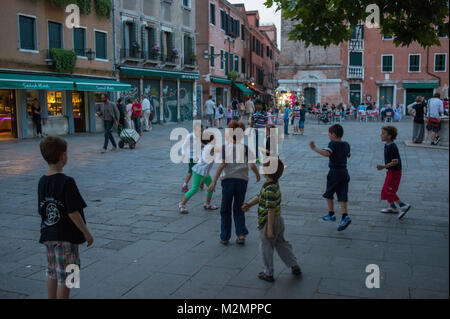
[309,124,352,231]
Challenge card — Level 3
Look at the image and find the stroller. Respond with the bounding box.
[117,125,140,149]
[318,111,330,124]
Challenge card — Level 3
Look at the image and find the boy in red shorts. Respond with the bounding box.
[377,126,411,219]
[38,136,94,298]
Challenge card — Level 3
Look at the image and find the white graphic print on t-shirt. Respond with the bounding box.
[40,197,64,227]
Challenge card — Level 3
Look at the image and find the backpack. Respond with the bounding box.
[219,106,224,114]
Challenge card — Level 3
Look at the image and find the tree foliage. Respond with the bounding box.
[50,48,77,73]
[265,0,449,48]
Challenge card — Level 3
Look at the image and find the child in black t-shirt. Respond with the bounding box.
[309,124,352,231]
[38,136,93,299]
[377,126,411,219]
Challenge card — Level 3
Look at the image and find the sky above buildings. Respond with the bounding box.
[227,0,281,48]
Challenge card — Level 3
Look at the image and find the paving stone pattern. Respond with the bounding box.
[0,119,448,299]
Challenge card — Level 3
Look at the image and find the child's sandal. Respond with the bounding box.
[204,204,219,210]
[178,203,188,214]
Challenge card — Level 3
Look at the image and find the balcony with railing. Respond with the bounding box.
[183,57,197,69]
[142,51,160,64]
[121,48,142,61]
[348,39,364,51]
[347,66,364,79]
[161,54,179,66]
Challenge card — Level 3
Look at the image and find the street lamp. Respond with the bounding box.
[85,49,95,62]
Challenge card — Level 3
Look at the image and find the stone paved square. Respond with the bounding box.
[0,119,448,299]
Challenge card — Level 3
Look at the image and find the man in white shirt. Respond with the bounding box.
[426,93,444,145]
[141,95,152,131]
[204,95,215,128]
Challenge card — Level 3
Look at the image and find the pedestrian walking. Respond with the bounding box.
[283,105,291,135]
[377,126,411,219]
[204,95,215,128]
[131,98,143,135]
[245,97,255,123]
[215,101,224,129]
[250,100,268,163]
[242,158,302,282]
[38,136,94,299]
[116,98,126,130]
[141,95,151,131]
[309,124,352,231]
[31,98,43,137]
[96,94,120,153]
[125,98,134,129]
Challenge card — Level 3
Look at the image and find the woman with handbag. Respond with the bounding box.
[426,93,444,145]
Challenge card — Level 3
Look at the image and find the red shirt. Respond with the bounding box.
[132,103,142,117]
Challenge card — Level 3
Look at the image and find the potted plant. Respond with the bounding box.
[150,45,161,59]
[227,72,240,81]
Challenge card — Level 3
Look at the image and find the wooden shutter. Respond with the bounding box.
[229,53,233,72]
[141,25,147,53]
[150,27,156,49]
[184,35,189,63]
[161,30,165,59]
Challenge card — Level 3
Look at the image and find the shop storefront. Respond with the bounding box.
[0,72,131,139]
[232,82,254,102]
[118,66,199,124]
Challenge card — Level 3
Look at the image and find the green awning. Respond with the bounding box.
[74,78,131,92]
[0,72,74,90]
[0,72,131,92]
[120,66,199,80]
[233,82,254,95]
[403,82,438,89]
[211,77,231,84]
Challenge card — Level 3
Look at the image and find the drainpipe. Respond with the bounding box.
[112,1,117,90]
[426,47,441,90]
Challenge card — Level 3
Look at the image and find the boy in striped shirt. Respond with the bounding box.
[242,158,302,282]
[250,100,268,163]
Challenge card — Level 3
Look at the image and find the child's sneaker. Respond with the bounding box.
[337,216,352,231]
[380,205,398,214]
[398,203,411,220]
[322,213,336,221]
[181,185,189,193]
[291,265,302,276]
[258,272,275,282]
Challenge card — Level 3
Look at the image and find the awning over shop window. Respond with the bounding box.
[211,77,231,84]
[120,66,200,80]
[74,78,131,92]
[0,72,74,90]
[403,82,438,89]
[247,84,265,95]
[0,72,132,92]
[233,82,254,95]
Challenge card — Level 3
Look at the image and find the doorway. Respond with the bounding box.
[304,87,316,105]
[72,92,86,133]
[379,86,394,107]
[0,89,17,139]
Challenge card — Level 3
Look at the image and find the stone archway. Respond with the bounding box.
[298,73,322,104]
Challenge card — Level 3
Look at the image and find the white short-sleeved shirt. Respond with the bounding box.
[428,98,444,119]
[142,98,151,111]
[192,144,216,177]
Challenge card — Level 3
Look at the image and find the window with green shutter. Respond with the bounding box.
[234,55,238,72]
[225,52,228,72]
[210,3,215,25]
[409,54,420,72]
[184,35,189,64]
[19,15,36,50]
[73,27,86,56]
[48,21,62,49]
[227,53,234,72]
[382,55,393,72]
[241,24,245,41]
[349,52,363,66]
[210,46,214,67]
[241,58,246,74]
[95,31,107,60]
[220,50,224,69]
[434,54,446,72]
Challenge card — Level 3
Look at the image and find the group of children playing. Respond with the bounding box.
[37,116,411,298]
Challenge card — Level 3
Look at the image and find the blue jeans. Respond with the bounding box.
[103,120,117,150]
[284,119,289,134]
[220,178,249,241]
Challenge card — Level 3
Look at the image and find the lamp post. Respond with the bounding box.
[85,49,95,62]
